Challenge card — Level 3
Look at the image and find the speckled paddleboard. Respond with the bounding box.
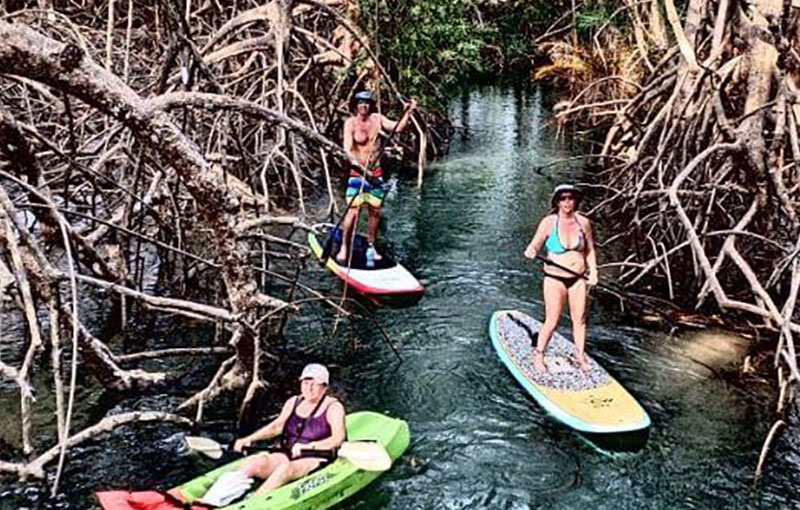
[489,310,650,433]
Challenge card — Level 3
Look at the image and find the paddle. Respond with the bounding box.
[319,101,416,265]
[184,436,393,472]
[534,254,677,326]
[534,255,591,283]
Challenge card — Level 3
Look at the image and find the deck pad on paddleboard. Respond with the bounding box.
[311,224,396,270]
[500,313,610,390]
[490,310,650,433]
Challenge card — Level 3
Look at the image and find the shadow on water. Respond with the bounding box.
[2,85,799,510]
[581,428,651,454]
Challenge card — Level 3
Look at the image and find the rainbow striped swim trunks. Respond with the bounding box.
[345,176,385,208]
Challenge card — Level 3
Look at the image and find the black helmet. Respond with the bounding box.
[550,183,582,208]
[354,90,375,103]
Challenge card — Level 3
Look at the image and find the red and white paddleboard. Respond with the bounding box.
[308,224,424,306]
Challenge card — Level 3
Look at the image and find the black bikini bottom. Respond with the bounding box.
[544,272,582,289]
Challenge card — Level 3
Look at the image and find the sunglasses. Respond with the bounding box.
[558,194,577,201]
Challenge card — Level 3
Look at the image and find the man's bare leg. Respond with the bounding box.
[336,207,359,262]
[367,206,382,260]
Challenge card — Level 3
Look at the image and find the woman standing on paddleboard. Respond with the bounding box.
[524,184,598,373]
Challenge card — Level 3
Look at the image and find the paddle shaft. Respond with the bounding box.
[536,253,641,298]
[534,254,591,282]
[241,444,336,461]
[188,436,384,464]
[320,102,415,264]
[534,254,677,325]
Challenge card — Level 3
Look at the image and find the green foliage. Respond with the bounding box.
[355,0,629,108]
[477,0,570,33]
[359,0,485,105]
[574,1,630,41]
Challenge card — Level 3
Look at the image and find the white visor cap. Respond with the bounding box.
[299,363,329,385]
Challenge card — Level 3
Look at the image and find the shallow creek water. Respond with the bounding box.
[1,86,799,509]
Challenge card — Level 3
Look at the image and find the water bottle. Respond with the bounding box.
[366,244,376,268]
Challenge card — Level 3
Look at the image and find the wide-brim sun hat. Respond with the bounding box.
[299,363,330,385]
[550,183,582,208]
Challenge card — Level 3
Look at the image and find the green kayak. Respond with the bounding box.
[95,411,409,510]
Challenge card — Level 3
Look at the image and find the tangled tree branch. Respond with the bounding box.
[0,0,424,491]
[552,0,800,478]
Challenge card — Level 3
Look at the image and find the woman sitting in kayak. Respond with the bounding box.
[524,184,598,373]
[232,363,345,494]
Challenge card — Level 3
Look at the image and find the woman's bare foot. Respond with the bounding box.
[335,248,347,263]
[574,352,590,372]
[532,349,548,374]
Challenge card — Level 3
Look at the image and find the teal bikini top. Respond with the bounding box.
[545,216,586,254]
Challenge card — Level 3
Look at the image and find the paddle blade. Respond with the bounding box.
[319,237,334,265]
[185,436,224,459]
[318,225,343,265]
[338,441,392,472]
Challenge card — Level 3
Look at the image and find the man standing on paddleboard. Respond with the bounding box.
[336,90,416,263]
[524,184,598,373]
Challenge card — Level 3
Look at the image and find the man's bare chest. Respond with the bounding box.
[352,118,379,144]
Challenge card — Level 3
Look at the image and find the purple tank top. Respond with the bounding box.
[282,396,333,451]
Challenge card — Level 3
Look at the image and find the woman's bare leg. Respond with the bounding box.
[533,277,567,373]
[255,458,323,494]
[567,279,590,371]
[239,452,289,479]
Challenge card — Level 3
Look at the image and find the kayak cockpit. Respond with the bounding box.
[95,412,410,510]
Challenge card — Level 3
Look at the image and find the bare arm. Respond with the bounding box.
[524,216,552,260]
[581,215,598,285]
[234,397,296,451]
[380,99,417,133]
